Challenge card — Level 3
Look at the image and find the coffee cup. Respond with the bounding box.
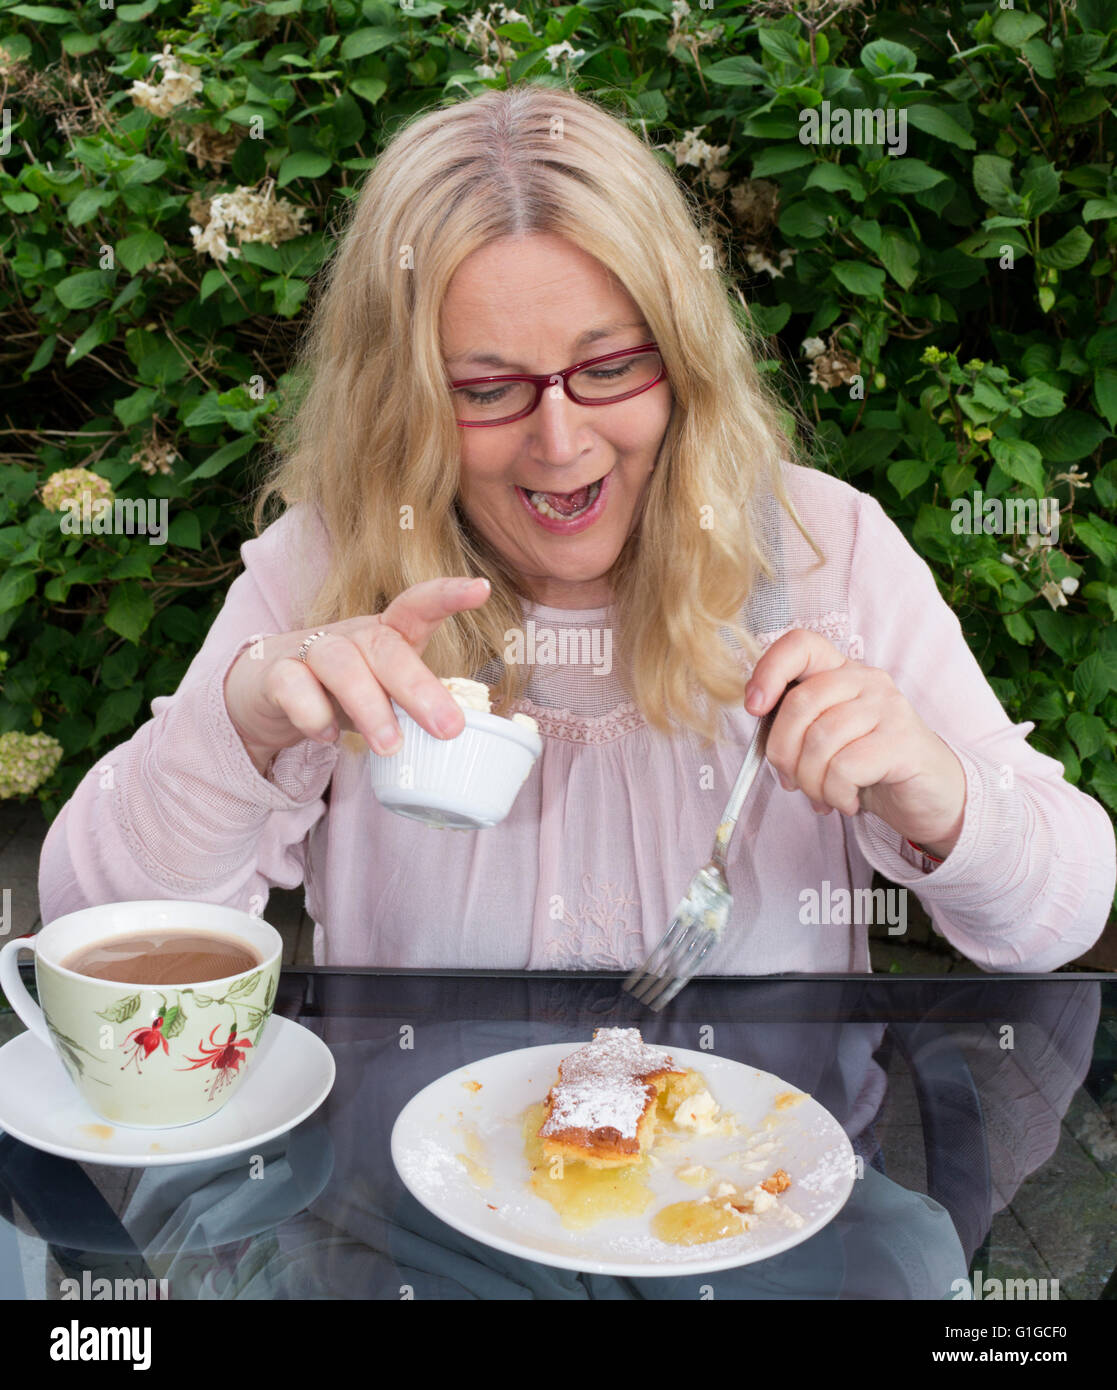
[0,900,282,1129]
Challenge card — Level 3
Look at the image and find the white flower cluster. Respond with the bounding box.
[670,126,731,189]
[544,40,586,71]
[134,438,178,477]
[40,467,114,513]
[746,246,796,278]
[460,4,529,76]
[190,179,309,264]
[1040,576,1079,609]
[667,0,724,57]
[129,43,204,118]
[0,732,63,799]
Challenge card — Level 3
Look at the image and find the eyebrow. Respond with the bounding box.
[446,321,650,370]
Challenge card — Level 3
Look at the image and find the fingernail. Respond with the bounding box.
[778,771,795,791]
[373,725,401,755]
[435,708,461,737]
[746,683,763,713]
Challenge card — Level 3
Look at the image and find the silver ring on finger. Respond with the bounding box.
[296,630,329,663]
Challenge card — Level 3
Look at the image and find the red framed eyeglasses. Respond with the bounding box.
[448,342,667,427]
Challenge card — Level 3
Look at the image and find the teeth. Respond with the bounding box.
[525,478,602,521]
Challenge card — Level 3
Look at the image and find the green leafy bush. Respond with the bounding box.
[0,0,1113,912]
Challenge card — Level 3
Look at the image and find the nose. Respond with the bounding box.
[527,381,593,467]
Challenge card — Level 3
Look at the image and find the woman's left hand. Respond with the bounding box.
[745,628,967,861]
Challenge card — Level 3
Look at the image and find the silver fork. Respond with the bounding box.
[623,684,794,1011]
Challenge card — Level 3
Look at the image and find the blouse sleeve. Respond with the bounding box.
[38,506,339,925]
[846,487,1115,970]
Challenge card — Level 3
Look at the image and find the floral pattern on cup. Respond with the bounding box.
[43,969,276,1105]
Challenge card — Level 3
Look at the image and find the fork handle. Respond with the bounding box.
[712,679,798,863]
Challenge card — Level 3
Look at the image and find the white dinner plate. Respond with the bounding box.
[391,1042,855,1277]
[0,1015,335,1167]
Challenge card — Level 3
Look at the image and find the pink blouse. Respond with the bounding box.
[39,462,1115,971]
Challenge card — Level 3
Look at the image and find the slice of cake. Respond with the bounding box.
[538,1027,686,1170]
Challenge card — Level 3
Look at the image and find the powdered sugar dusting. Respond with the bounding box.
[540,1028,677,1140]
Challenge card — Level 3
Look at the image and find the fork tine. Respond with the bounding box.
[645,932,722,1011]
[626,918,704,1005]
[636,923,719,1010]
[622,909,692,996]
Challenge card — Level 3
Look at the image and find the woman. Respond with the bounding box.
[39,85,1114,972]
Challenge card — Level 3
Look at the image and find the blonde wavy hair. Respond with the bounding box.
[250,82,824,745]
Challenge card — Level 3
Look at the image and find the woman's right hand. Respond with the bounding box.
[222,577,493,774]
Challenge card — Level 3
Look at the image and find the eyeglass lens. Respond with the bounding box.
[452,350,663,424]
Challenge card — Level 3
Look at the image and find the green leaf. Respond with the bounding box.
[1094,368,1117,430]
[1075,516,1117,568]
[1061,90,1111,123]
[224,970,263,999]
[705,57,767,87]
[67,188,116,227]
[831,261,886,298]
[887,457,931,498]
[66,313,117,368]
[350,76,387,104]
[1002,611,1034,645]
[1090,763,1117,816]
[1015,378,1065,418]
[161,1003,187,1040]
[989,438,1046,494]
[277,152,331,187]
[94,993,142,1024]
[184,434,257,483]
[339,26,399,59]
[1067,712,1108,760]
[1020,37,1056,79]
[1028,411,1109,463]
[114,386,159,429]
[758,29,803,65]
[115,230,166,275]
[168,512,201,549]
[1019,163,1060,218]
[904,105,976,151]
[973,155,1018,215]
[1082,198,1117,222]
[749,301,791,336]
[877,158,946,193]
[806,163,866,199]
[1036,227,1093,270]
[860,39,917,75]
[879,230,919,289]
[1073,653,1117,711]
[779,200,830,239]
[54,270,115,310]
[749,147,815,177]
[0,566,36,615]
[104,581,154,644]
[992,11,1046,47]
[91,686,144,743]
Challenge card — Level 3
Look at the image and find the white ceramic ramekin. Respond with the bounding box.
[368,700,543,829]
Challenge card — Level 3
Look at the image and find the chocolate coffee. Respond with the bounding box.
[62,930,261,985]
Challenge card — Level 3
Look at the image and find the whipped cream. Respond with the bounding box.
[440,677,538,734]
[440,677,491,713]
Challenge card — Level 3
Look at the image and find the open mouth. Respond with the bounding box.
[516,475,605,521]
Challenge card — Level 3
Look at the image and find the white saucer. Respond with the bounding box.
[392,1043,855,1277]
[0,1015,335,1167]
